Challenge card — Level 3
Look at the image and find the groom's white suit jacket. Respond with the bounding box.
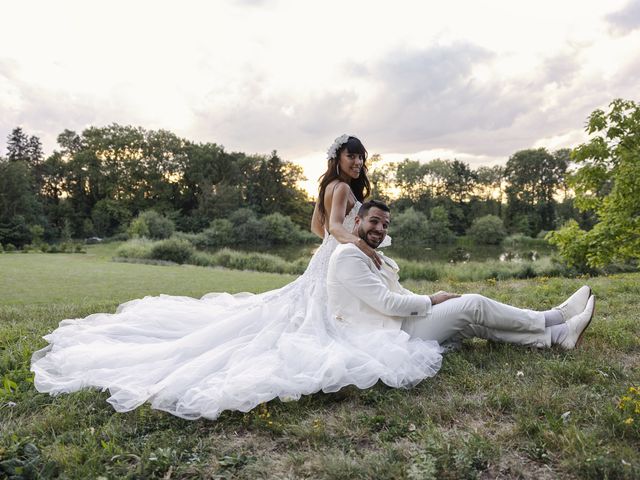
[327,243,432,330]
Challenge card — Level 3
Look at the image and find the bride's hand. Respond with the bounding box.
[356,238,382,269]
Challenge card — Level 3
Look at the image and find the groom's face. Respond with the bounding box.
[356,207,390,249]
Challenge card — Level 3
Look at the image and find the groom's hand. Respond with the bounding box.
[429,291,460,305]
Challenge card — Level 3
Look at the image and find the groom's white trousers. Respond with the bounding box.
[401,294,551,348]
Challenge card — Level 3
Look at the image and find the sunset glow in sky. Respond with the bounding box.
[2,0,639,194]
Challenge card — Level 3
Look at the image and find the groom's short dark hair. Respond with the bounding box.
[358,200,390,218]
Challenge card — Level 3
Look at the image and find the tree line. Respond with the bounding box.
[0,125,311,247]
[369,147,589,242]
[0,124,586,248]
[2,98,637,271]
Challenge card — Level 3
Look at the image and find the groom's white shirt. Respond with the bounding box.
[327,243,432,331]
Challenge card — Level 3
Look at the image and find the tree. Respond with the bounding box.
[0,160,42,247]
[242,151,311,227]
[468,215,507,245]
[128,210,175,239]
[368,154,395,203]
[504,148,567,235]
[57,129,83,155]
[91,199,131,237]
[391,206,454,246]
[6,127,29,162]
[445,160,477,204]
[6,127,43,166]
[474,165,504,217]
[548,99,640,267]
[178,142,243,228]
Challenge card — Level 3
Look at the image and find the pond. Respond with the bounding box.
[234,240,554,264]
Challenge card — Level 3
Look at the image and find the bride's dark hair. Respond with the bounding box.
[317,136,371,223]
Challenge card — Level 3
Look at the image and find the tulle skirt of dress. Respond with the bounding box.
[31,236,442,420]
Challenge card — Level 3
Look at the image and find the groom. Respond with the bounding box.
[326,200,596,349]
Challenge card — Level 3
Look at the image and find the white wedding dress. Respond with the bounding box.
[31,203,442,420]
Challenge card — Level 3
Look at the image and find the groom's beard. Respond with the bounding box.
[358,225,383,249]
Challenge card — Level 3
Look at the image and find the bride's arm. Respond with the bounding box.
[328,183,382,268]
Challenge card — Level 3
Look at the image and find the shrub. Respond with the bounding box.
[4,243,17,252]
[0,216,32,248]
[395,259,440,281]
[230,209,264,245]
[426,206,455,244]
[546,220,589,269]
[194,219,234,248]
[503,234,548,249]
[128,216,150,238]
[391,207,455,246]
[149,238,195,264]
[109,232,131,242]
[28,225,45,244]
[92,199,131,237]
[211,248,289,274]
[0,243,3,253]
[116,238,154,259]
[262,213,296,244]
[128,210,175,240]
[467,215,507,245]
[391,208,430,246]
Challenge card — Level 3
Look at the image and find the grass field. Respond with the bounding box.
[1,246,639,479]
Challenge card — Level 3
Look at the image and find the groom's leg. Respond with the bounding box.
[402,294,550,348]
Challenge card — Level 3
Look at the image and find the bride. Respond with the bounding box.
[31,135,442,420]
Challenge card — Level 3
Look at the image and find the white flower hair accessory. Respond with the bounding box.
[326,134,352,160]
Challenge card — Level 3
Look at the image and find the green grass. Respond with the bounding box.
[1,249,639,479]
[0,244,295,306]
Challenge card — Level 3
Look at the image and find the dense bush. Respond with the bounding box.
[391,207,454,246]
[185,210,316,249]
[191,219,235,248]
[128,210,175,240]
[92,199,131,237]
[0,216,33,248]
[116,239,153,259]
[149,238,194,264]
[262,213,316,245]
[467,215,507,245]
[229,209,264,245]
[546,220,590,269]
[262,213,295,244]
[391,208,430,246]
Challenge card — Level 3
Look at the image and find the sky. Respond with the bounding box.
[2,0,639,194]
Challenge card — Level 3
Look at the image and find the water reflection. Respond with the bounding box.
[232,242,549,264]
[499,250,540,262]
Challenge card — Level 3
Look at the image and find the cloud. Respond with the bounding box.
[0,66,163,156]
[347,43,591,157]
[606,0,640,34]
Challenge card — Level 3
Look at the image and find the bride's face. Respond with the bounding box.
[356,207,390,248]
[338,149,364,179]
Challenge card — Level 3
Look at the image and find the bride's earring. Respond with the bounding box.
[336,161,340,177]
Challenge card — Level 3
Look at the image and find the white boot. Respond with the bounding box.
[559,295,596,350]
[554,285,591,321]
